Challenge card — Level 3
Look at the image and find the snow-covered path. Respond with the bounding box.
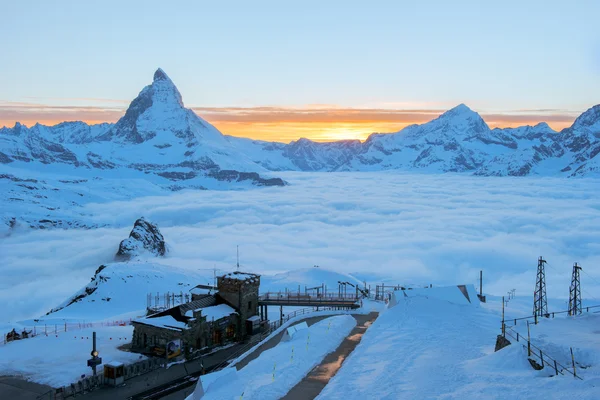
[199,315,356,400]
[318,296,599,400]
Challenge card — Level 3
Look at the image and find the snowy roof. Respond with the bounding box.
[178,296,216,314]
[106,361,124,368]
[223,271,260,280]
[221,271,261,284]
[135,315,188,331]
[190,285,216,295]
[185,304,237,321]
[247,315,260,322]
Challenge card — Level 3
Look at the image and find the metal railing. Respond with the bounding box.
[503,325,582,380]
[260,292,360,303]
[504,304,600,326]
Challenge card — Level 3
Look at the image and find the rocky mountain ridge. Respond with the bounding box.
[1,70,599,178]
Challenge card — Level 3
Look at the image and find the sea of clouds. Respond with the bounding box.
[1,171,600,323]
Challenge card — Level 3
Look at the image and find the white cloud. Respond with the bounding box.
[1,171,599,323]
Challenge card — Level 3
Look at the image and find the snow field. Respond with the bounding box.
[318,295,599,400]
[201,315,357,400]
[0,325,141,387]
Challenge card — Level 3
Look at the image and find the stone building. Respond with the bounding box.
[217,271,260,337]
[131,271,260,357]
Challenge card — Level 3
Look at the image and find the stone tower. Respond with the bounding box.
[217,271,260,337]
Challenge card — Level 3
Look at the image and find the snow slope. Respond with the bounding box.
[318,295,600,400]
[199,315,356,400]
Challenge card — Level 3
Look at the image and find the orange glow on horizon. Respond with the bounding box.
[0,105,577,142]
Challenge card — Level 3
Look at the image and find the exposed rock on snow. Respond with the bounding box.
[116,217,167,260]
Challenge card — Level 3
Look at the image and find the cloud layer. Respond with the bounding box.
[1,171,599,323]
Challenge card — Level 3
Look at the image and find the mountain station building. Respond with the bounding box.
[131,271,261,357]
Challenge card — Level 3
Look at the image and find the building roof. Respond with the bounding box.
[190,285,217,296]
[221,271,260,283]
[106,361,124,368]
[178,295,217,315]
[185,303,237,321]
[134,315,189,331]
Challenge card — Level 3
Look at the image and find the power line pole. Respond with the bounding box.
[568,263,582,316]
[533,256,548,319]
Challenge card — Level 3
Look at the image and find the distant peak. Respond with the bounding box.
[533,122,552,130]
[572,104,600,129]
[448,103,474,114]
[437,103,481,121]
[153,68,171,82]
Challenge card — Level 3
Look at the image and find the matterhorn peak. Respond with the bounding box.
[153,68,170,82]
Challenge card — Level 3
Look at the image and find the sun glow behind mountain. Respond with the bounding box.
[0,101,578,143]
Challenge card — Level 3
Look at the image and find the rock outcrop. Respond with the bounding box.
[116,217,167,260]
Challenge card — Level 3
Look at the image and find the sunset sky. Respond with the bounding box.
[1,0,599,142]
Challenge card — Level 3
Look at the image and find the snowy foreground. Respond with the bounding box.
[0,325,138,387]
[194,315,356,400]
[318,294,600,400]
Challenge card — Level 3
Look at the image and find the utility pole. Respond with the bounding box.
[236,245,240,271]
[477,270,486,302]
[213,264,217,288]
[533,256,548,319]
[568,263,582,316]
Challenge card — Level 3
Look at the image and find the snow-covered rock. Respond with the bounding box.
[226,104,600,177]
[116,217,166,260]
[0,68,284,188]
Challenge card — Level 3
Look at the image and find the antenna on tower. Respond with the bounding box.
[568,262,582,316]
[533,256,548,320]
[236,245,240,271]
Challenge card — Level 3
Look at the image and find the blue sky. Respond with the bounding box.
[1,0,599,141]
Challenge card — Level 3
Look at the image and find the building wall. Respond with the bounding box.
[131,314,240,356]
[217,274,260,337]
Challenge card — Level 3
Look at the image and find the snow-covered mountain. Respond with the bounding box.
[226,104,600,177]
[3,69,599,179]
[0,69,284,186]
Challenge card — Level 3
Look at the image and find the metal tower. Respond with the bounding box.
[533,256,548,318]
[568,263,582,316]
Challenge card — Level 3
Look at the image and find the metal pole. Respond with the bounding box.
[527,321,531,356]
[92,332,97,376]
[501,296,505,336]
[571,347,577,377]
[479,270,483,297]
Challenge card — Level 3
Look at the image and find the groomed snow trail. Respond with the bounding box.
[318,296,599,400]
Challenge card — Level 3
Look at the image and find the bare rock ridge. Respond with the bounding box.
[116,217,167,260]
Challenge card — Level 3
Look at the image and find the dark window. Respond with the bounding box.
[248,301,252,311]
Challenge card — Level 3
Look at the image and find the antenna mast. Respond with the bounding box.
[533,256,548,318]
[568,263,582,316]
